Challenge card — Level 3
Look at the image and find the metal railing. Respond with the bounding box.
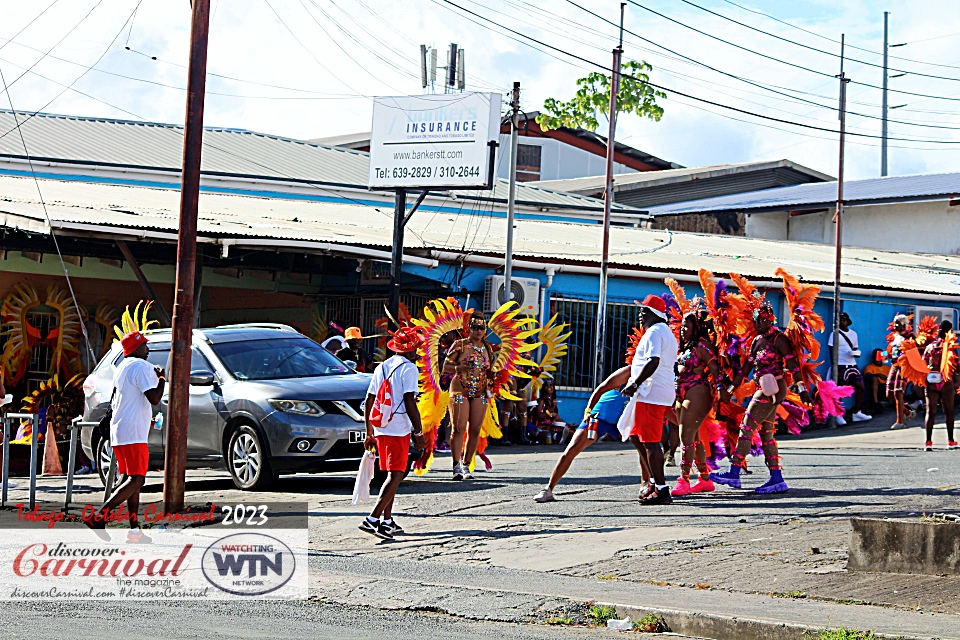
[66,417,117,512]
[1,413,39,509]
[549,295,644,391]
[0,414,116,513]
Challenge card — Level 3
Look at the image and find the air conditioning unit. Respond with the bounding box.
[484,275,540,316]
[914,306,955,326]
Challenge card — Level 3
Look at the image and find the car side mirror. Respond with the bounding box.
[189,370,215,386]
[344,360,358,370]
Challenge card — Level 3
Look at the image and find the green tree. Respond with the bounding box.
[536,60,666,132]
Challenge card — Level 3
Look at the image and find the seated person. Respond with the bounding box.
[862,348,891,413]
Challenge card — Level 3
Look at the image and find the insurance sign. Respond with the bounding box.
[369,92,501,189]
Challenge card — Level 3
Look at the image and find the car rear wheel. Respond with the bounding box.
[226,425,276,490]
[95,436,125,490]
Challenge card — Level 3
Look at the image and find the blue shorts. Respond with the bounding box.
[576,418,620,439]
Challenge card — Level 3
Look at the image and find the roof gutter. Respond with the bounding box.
[42,219,438,267]
[428,250,960,303]
[221,238,438,267]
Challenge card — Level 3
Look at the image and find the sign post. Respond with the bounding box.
[369,93,501,323]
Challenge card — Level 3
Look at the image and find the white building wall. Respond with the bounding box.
[745,200,960,255]
[495,134,633,181]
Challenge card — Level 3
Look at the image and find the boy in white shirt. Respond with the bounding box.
[827,312,871,424]
[359,327,426,540]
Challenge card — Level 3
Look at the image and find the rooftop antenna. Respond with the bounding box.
[446,43,458,92]
[419,45,441,93]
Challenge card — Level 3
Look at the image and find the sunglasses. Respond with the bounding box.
[469,324,486,330]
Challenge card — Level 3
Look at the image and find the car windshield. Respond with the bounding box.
[211,337,351,380]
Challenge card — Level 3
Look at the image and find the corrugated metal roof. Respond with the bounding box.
[0,109,638,213]
[645,171,960,217]
[2,174,959,297]
[530,160,833,196]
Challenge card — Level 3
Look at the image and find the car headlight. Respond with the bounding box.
[268,399,325,416]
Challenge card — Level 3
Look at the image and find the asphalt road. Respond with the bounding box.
[2,416,958,638]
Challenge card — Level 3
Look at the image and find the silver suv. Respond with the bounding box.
[81,324,373,490]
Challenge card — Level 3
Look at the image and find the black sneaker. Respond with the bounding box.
[82,513,111,542]
[383,519,404,535]
[359,518,393,540]
[640,487,673,506]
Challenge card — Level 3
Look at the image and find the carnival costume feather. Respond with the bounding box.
[532,314,571,396]
[941,330,958,380]
[411,297,464,473]
[412,299,541,474]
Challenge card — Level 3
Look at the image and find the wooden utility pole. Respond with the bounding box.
[831,35,849,401]
[165,0,210,514]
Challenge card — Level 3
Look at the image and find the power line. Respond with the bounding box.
[0,0,62,54]
[3,0,104,93]
[677,0,960,84]
[717,0,960,72]
[562,0,960,132]
[436,0,960,144]
[626,0,960,103]
[0,1,143,141]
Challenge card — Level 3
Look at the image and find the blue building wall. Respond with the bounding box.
[404,262,958,422]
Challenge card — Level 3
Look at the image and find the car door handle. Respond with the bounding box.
[161,397,169,406]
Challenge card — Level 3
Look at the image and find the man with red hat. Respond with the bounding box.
[84,331,164,542]
[618,294,679,506]
[359,326,425,540]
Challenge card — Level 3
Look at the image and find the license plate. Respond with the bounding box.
[348,430,366,444]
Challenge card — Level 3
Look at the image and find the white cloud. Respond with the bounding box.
[2,0,960,179]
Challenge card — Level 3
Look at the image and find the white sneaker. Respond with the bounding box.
[835,415,847,426]
[534,487,556,503]
[909,400,924,411]
[852,412,872,422]
[890,422,906,430]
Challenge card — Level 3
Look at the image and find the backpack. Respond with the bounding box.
[369,360,406,429]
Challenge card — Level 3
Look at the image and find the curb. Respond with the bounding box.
[608,603,936,640]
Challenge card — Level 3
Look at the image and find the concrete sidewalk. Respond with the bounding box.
[311,553,960,639]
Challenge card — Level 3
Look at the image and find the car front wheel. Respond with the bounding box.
[226,425,276,490]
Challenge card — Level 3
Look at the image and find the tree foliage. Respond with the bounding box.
[536,60,666,132]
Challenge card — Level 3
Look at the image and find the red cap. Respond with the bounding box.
[121,331,149,356]
[640,294,668,319]
[387,327,424,354]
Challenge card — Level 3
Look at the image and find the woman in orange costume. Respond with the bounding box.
[922,320,958,451]
[886,314,916,430]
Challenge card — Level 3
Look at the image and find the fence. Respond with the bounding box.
[548,294,643,392]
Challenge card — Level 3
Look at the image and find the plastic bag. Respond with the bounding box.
[352,450,376,505]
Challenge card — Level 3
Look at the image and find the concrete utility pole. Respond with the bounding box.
[503,81,520,307]
[165,0,210,514]
[593,2,625,388]
[881,11,889,177]
[832,35,850,397]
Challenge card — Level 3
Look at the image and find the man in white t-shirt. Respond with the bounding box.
[84,331,164,543]
[619,295,679,506]
[359,327,425,541]
[827,311,871,424]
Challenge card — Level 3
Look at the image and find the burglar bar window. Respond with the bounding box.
[549,295,643,392]
[516,143,542,182]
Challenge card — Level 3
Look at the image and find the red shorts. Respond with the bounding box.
[114,443,149,476]
[375,434,410,472]
[630,402,668,443]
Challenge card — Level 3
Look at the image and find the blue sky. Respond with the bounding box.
[2,0,960,180]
